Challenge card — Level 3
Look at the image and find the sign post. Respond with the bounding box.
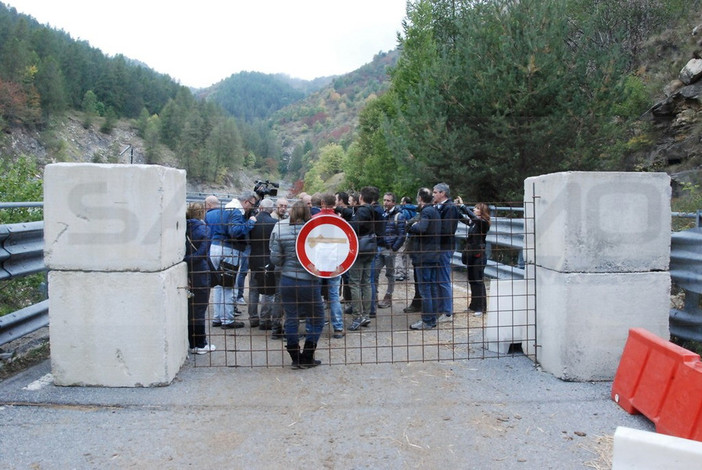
[295,215,358,278]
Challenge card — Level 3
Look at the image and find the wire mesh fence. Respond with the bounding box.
[185,202,536,368]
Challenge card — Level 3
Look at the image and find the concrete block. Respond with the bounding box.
[612,426,702,469]
[486,280,535,354]
[44,163,186,272]
[524,172,671,273]
[536,267,670,381]
[49,263,188,387]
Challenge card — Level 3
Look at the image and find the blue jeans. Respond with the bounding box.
[236,245,251,300]
[327,275,343,331]
[369,248,380,314]
[280,275,324,346]
[416,262,439,326]
[437,250,453,315]
[209,243,241,324]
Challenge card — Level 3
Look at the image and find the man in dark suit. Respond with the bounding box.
[247,198,277,329]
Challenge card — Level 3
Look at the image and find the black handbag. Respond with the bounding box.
[254,263,277,296]
[219,260,239,288]
[208,258,223,287]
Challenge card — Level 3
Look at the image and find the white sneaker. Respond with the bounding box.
[473,311,483,317]
[191,344,216,355]
[236,298,246,305]
[410,320,435,330]
[437,314,453,323]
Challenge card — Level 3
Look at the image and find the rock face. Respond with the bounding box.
[645,33,702,194]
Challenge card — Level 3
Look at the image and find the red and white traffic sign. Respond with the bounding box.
[295,215,358,278]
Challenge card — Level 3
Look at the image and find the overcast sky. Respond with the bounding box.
[6,0,408,88]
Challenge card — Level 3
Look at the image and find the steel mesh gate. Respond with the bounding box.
[188,201,536,368]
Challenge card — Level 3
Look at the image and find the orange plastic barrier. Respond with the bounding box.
[611,328,702,441]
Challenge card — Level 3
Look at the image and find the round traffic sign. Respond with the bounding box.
[295,215,358,278]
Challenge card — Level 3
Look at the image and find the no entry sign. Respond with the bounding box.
[295,215,358,278]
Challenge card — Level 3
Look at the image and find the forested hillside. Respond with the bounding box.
[272,50,399,181]
[0,2,283,186]
[199,71,331,122]
[4,0,702,207]
[336,0,702,201]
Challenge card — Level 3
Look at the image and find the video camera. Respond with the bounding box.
[254,180,279,199]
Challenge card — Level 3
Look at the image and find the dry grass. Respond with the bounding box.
[583,434,614,470]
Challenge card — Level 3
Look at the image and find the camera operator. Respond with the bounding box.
[455,197,491,316]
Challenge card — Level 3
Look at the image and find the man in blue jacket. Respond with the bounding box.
[205,191,258,329]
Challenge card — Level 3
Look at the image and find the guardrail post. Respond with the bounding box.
[525,172,672,381]
[44,163,188,387]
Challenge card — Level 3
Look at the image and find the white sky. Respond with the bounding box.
[5,0,408,88]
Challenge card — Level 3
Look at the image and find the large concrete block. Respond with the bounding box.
[524,172,671,273]
[49,263,188,387]
[44,163,186,272]
[536,267,670,381]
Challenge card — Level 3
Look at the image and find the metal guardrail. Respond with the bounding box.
[670,228,702,343]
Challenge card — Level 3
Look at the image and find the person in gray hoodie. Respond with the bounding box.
[269,201,324,368]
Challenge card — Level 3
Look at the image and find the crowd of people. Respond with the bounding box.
[183,182,492,367]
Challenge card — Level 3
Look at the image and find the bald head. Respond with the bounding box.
[205,195,219,210]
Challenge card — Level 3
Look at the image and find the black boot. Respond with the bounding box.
[286,344,301,369]
[271,323,284,340]
[299,340,321,368]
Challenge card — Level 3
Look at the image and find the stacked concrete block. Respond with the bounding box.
[44,163,188,387]
[525,172,671,381]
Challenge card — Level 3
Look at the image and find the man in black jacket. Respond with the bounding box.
[247,198,277,329]
[348,186,380,331]
[408,188,442,329]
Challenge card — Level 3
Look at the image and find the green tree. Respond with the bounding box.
[177,108,206,178]
[0,155,45,316]
[203,117,245,180]
[81,90,99,128]
[344,92,402,193]
[99,106,117,134]
[0,155,43,224]
[384,0,640,200]
[35,55,67,116]
[143,114,161,164]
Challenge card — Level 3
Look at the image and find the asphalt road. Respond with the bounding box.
[0,355,654,469]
